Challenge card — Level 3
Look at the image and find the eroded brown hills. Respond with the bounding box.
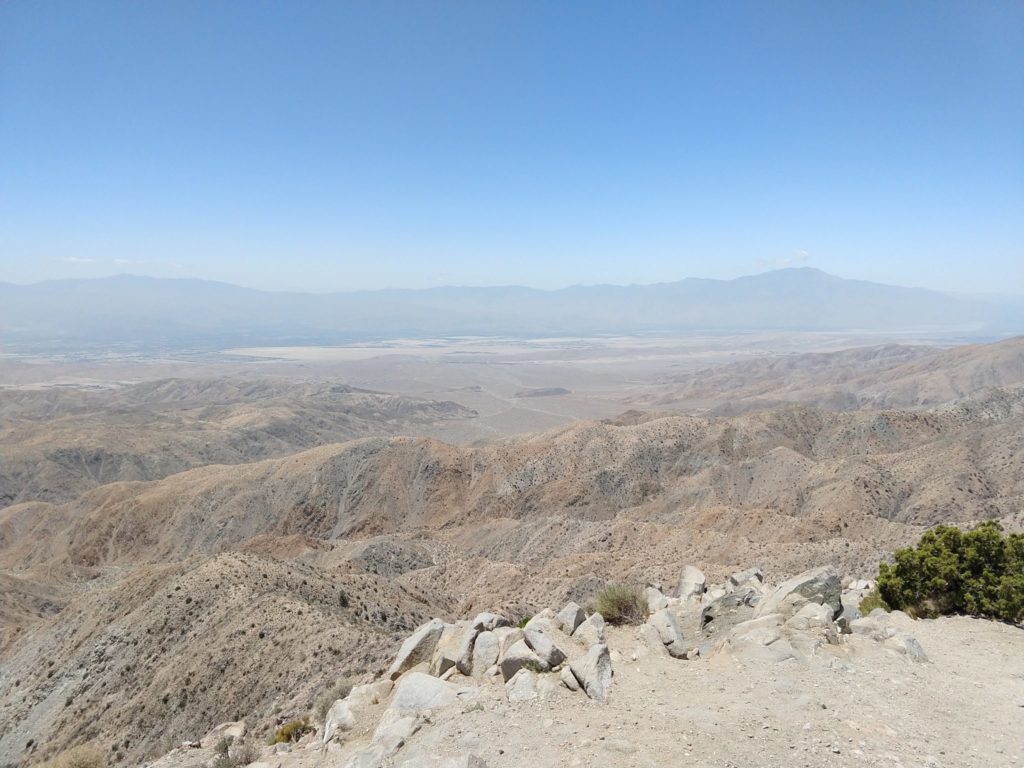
[0,379,478,509]
[1,336,1023,767]
[637,335,1024,412]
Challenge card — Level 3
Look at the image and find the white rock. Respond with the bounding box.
[554,602,586,634]
[455,622,481,675]
[677,565,707,600]
[471,612,508,632]
[498,639,548,680]
[648,608,687,658]
[523,622,567,668]
[635,622,669,657]
[560,665,581,691]
[491,626,525,657]
[346,679,394,710]
[389,672,461,711]
[572,613,606,647]
[754,566,841,620]
[322,700,355,743]
[884,632,928,662]
[387,618,446,680]
[569,643,613,703]
[471,630,500,675]
[431,621,471,676]
[644,586,669,613]
[727,614,785,647]
[703,585,729,603]
[785,602,835,631]
[504,668,538,702]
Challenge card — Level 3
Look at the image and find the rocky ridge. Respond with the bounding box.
[136,563,959,768]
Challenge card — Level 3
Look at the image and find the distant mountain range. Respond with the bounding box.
[1,268,1021,348]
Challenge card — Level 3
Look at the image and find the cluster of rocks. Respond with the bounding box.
[163,564,929,768]
[315,602,614,767]
[384,603,613,704]
[641,564,928,667]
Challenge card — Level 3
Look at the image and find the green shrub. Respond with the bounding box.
[858,588,890,615]
[590,583,646,626]
[269,716,313,745]
[877,521,1024,623]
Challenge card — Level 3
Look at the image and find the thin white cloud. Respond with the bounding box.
[63,256,95,264]
[756,250,811,268]
[113,258,145,266]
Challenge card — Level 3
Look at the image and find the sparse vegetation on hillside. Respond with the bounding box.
[269,717,313,745]
[590,583,646,625]
[878,522,1024,623]
[42,744,105,768]
[211,739,259,768]
[314,678,353,721]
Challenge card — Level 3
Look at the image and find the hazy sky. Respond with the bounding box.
[1,1,1022,293]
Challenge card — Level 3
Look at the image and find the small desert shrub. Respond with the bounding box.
[43,745,105,768]
[211,740,261,768]
[858,588,890,615]
[269,716,313,745]
[234,741,260,766]
[590,583,646,626]
[515,615,532,629]
[878,521,1024,623]
[314,678,353,721]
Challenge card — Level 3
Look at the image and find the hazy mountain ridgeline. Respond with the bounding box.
[2,268,1019,348]
[0,379,478,509]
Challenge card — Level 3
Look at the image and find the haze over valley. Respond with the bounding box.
[2,273,1023,765]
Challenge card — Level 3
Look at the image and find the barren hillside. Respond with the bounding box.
[637,335,1024,411]
[2,385,1023,765]
[0,379,478,509]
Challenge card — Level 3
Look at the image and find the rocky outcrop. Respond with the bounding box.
[132,564,940,768]
[645,608,687,658]
[753,566,842,619]
[388,619,446,680]
[568,643,613,703]
[390,673,466,711]
[322,700,355,743]
[499,639,549,680]
[554,602,585,634]
[522,619,567,668]
[677,565,707,601]
[572,612,606,647]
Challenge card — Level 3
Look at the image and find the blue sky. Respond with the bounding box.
[1,1,1021,293]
